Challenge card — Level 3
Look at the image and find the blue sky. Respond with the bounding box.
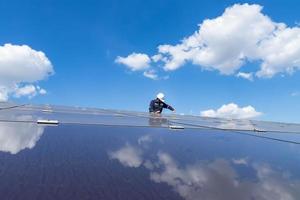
[0,0,300,122]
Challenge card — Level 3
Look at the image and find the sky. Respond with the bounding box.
[0,0,300,123]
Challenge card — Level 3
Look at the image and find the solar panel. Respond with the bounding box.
[1,102,300,133]
[0,102,300,199]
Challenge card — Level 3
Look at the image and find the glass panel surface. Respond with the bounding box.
[1,102,300,133]
[0,120,299,200]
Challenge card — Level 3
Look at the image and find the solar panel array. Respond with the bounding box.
[1,102,300,199]
[1,102,300,133]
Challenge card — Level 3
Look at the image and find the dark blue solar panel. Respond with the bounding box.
[0,102,300,199]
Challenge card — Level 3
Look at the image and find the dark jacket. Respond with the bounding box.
[149,98,174,113]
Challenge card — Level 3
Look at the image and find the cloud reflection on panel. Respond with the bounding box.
[150,153,300,200]
[109,135,300,200]
[109,135,152,168]
[216,119,255,130]
[108,143,143,168]
[0,116,44,154]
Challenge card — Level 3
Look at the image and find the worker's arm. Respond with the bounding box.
[163,102,175,111]
[149,100,155,112]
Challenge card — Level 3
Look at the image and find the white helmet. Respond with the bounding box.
[156,92,165,102]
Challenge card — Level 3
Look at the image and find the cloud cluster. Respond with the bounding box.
[0,44,53,101]
[14,84,46,98]
[201,103,262,119]
[143,70,158,80]
[236,72,254,81]
[116,4,300,80]
[115,53,150,71]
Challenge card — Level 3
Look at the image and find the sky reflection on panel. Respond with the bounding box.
[0,118,299,199]
[0,115,44,154]
[110,134,300,200]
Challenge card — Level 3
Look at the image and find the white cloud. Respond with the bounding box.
[201,103,262,119]
[115,53,150,71]
[14,84,37,98]
[0,44,53,101]
[118,4,300,79]
[151,54,163,62]
[0,87,8,102]
[13,84,47,98]
[155,3,276,74]
[39,88,47,95]
[236,72,253,81]
[256,26,300,77]
[36,86,47,95]
[143,70,158,80]
[109,143,143,168]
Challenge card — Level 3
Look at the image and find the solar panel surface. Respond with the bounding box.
[0,102,300,200]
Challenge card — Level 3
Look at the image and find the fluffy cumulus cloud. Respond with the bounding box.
[14,84,47,98]
[236,72,254,81]
[116,4,300,79]
[143,70,158,80]
[115,53,150,71]
[0,44,53,101]
[201,103,262,119]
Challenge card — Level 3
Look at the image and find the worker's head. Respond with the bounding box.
[156,93,165,102]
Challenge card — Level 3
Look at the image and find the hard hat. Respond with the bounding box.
[157,93,165,102]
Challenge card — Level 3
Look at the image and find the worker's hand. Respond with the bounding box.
[172,110,176,113]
